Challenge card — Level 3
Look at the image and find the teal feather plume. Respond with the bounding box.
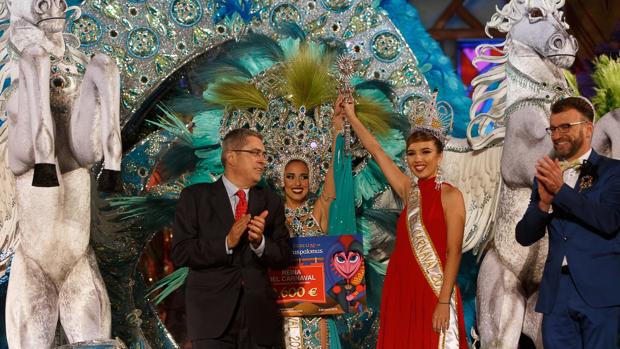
[192,110,224,147]
[106,196,177,232]
[353,129,404,205]
[148,106,193,145]
[161,93,208,116]
[146,267,189,305]
[355,79,394,100]
[277,22,307,40]
[153,142,197,184]
[192,59,253,87]
[239,32,285,63]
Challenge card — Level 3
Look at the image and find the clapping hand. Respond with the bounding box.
[226,214,251,249]
[535,156,564,194]
[535,156,564,212]
[248,210,269,248]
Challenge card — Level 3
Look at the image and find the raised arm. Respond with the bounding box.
[313,110,342,232]
[342,98,410,200]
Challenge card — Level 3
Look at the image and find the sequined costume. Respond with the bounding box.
[283,197,331,349]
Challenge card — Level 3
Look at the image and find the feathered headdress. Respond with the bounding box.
[196,29,395,193]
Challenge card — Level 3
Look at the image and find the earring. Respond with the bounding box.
[435,164,443,190]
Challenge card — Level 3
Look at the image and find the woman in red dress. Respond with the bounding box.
[342,93,468,348]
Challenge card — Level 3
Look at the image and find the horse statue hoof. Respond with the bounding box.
[32,163,60,187]
[97,169,121,193]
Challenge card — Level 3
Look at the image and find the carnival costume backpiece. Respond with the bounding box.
[377,178,467,348]
[132,29,396,348]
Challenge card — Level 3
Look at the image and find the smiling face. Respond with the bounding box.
[406,139,443,180]
[225,135,267,187]
[283,160,310,207]
[550,108,593,161]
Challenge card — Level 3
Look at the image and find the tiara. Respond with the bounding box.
[263,100,333,194]
[408,90,453,146]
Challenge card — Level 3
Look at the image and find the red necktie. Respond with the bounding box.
[235,190,248,220]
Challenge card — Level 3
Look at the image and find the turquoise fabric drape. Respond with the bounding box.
[328,134,356,236]
[326,133,356,349]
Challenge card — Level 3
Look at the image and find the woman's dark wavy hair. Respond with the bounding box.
[406,130,443,153]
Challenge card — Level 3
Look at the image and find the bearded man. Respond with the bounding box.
[516,97,620,349]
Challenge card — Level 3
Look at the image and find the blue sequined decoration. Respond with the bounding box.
[68,13,103,47]
[126,27,160,59]
[370,31,403,63]
[212,0,259,24]
[169,0,203,27]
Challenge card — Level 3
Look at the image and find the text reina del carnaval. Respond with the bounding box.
[270,268,318,282]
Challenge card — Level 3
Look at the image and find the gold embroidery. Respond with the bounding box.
[406,180,460,349]
[406,181,444,296]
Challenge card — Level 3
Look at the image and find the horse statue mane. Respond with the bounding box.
[467,0,571,149]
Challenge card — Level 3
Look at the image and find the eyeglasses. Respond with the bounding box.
[231,149,269,158]
[545,120,590,135]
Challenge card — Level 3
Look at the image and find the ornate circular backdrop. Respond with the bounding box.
[64,1,436,347]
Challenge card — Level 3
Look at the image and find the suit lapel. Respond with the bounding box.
[576,150,600,193]
[210,178,235,229]
[248,186,265,218]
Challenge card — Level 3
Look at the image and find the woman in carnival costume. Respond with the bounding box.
[266,101,346,349]
[342,92,468,348]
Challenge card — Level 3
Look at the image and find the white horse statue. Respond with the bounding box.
[0,0,122,347]
[443,0,578,347]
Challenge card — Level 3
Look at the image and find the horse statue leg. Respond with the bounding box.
[522,291,543,348]
[54,53,121,343]
[56,167,111,343]
[5,45,63,349]
[478,184,547,349]
[69,53,122,191]
[7,45,59,186]
[476,248,525,348]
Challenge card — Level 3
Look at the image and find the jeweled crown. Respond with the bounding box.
[408,90,453,145]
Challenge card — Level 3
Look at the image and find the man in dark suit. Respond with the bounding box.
[516,97,620,348]
[171,128,292,348]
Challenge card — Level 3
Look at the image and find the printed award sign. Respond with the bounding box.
[269,234,367,316]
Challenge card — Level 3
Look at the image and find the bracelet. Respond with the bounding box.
[438,300,450,304]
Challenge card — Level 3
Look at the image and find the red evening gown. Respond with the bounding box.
[376,177,468,348]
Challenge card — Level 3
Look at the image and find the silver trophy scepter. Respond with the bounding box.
[336,54,356,154]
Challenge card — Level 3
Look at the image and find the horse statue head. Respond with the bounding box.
[1,0,81,56]
[488,0,577,69]
[7,0,68,32]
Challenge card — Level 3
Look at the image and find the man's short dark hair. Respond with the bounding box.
[221,128,263,166]
[551,97,595,122]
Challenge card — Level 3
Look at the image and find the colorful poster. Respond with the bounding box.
[269,235,367,317]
